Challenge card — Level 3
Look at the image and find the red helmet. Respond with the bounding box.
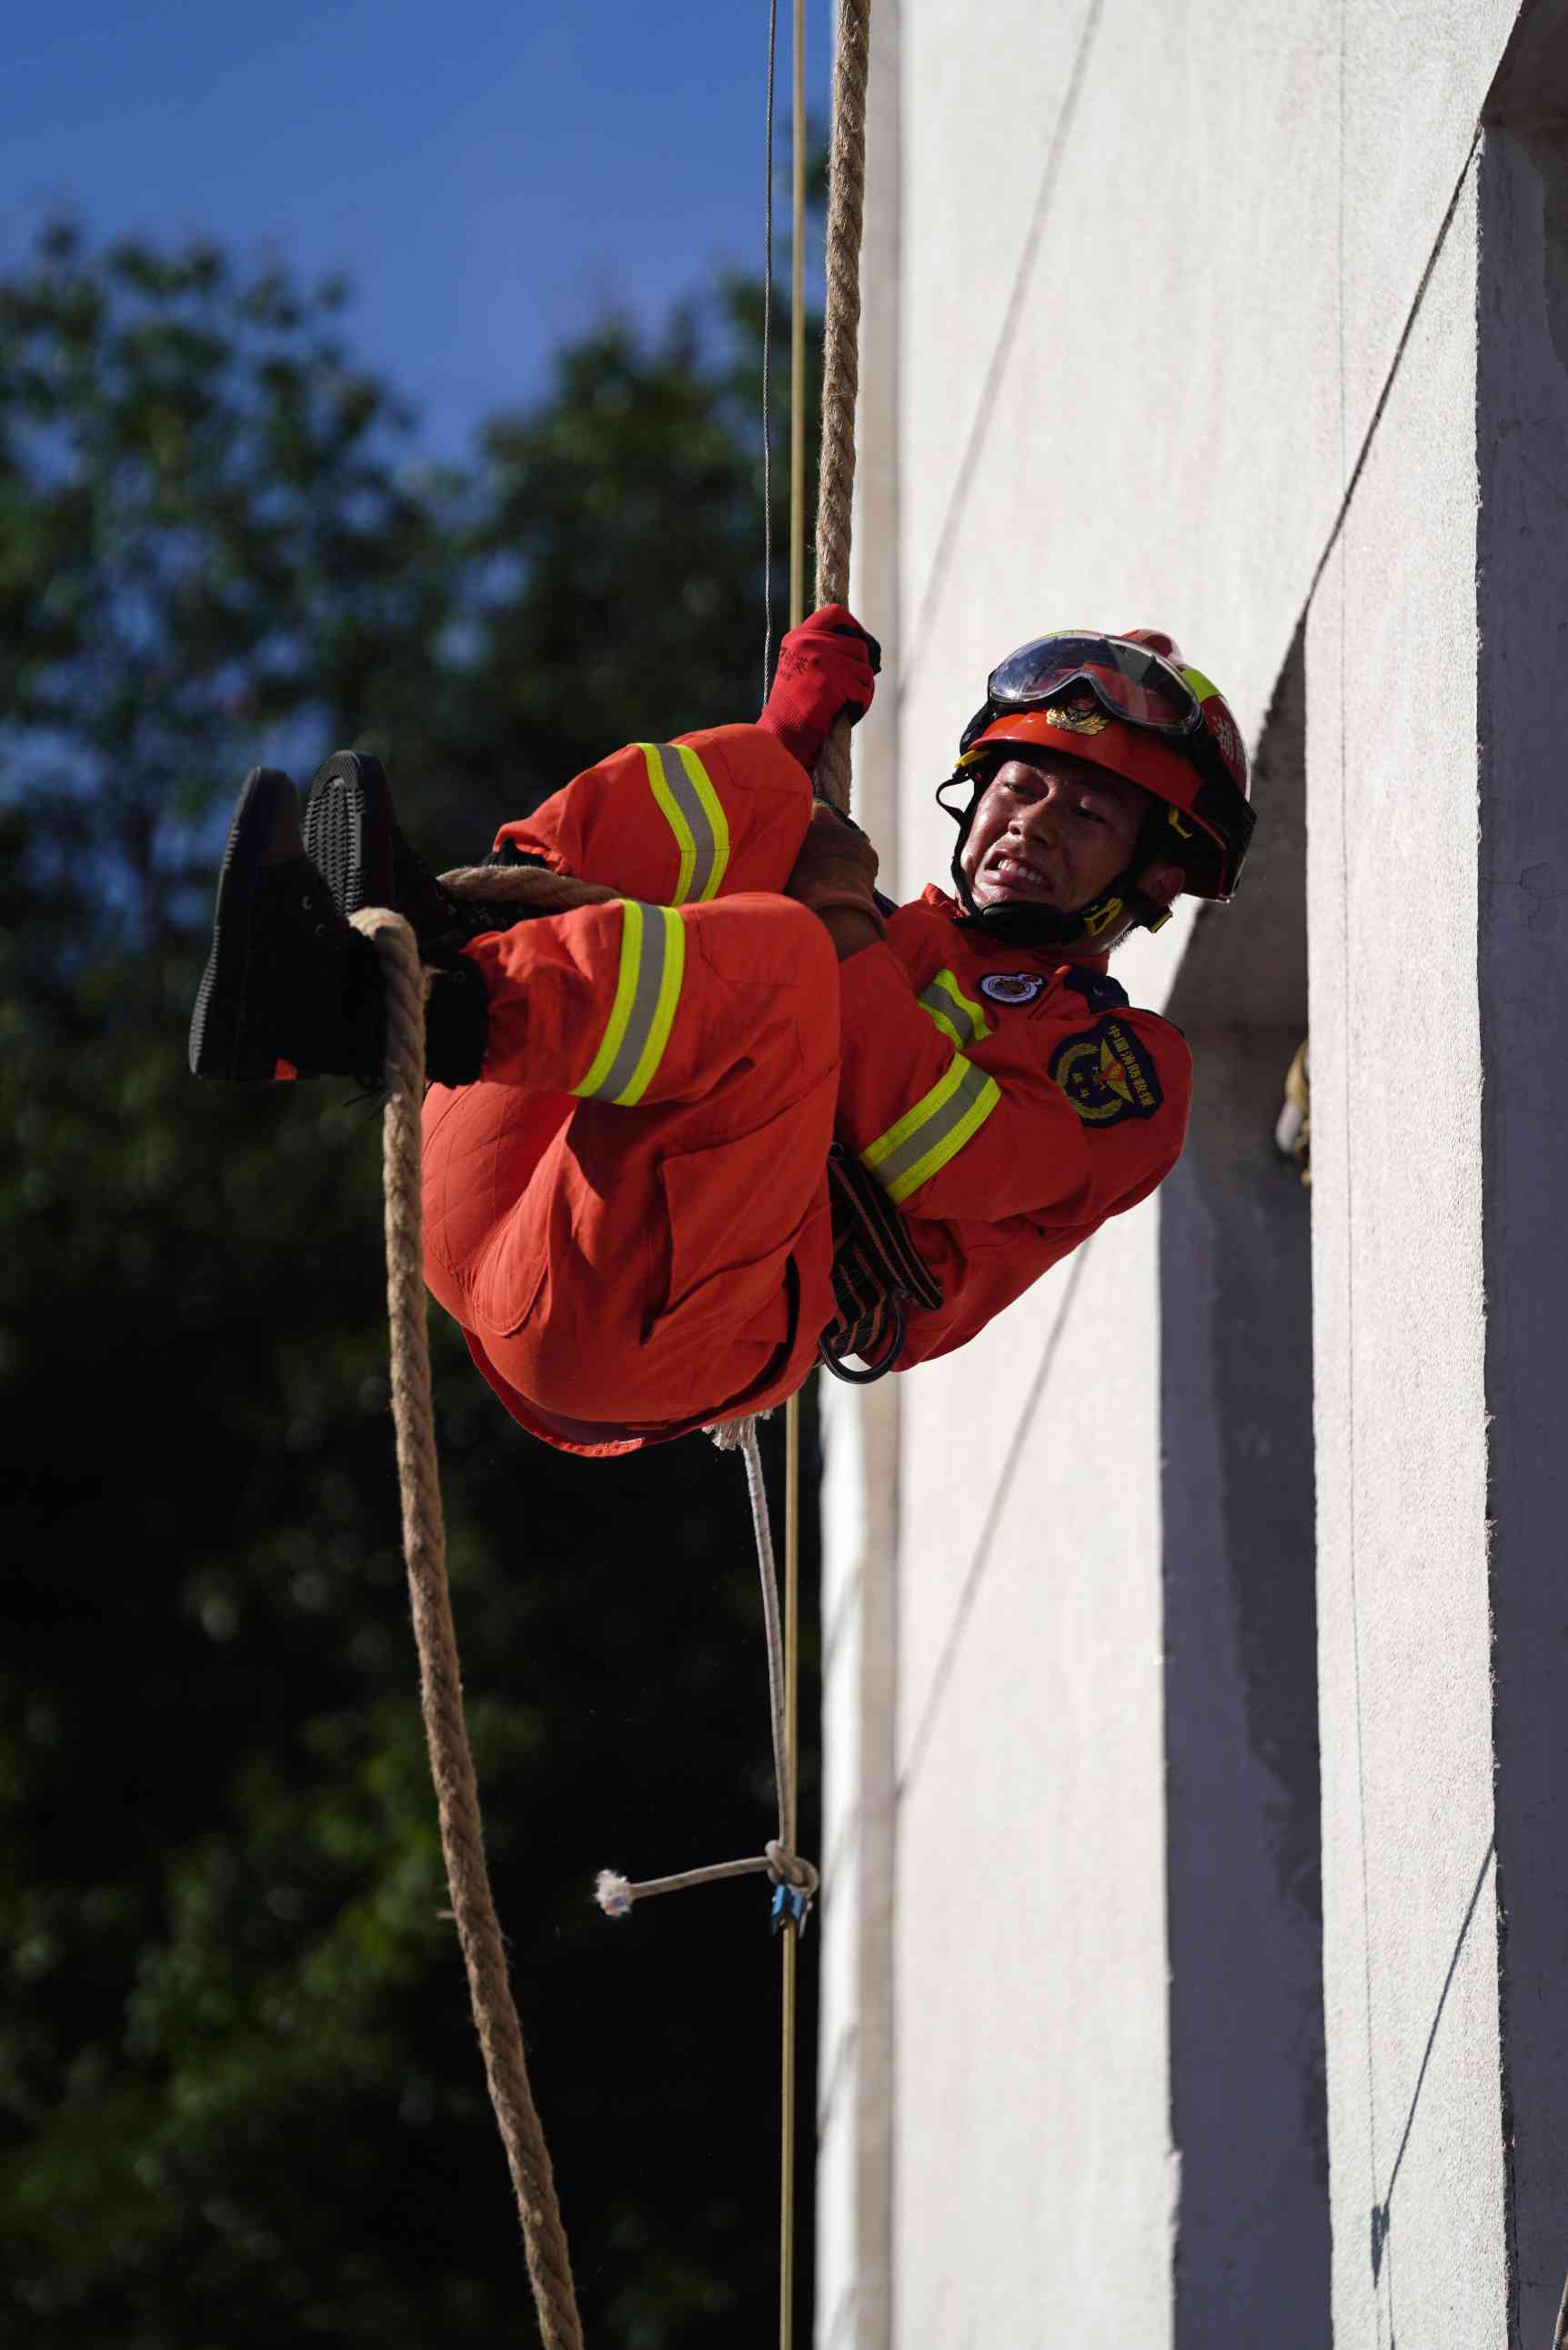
[956,628,1254,901]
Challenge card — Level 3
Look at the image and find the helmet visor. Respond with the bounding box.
[985,633,1200,737]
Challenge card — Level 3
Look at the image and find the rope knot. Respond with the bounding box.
[765,1841,820,1898]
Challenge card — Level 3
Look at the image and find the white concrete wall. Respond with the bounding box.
[819,4,1557,2344]
[1307,161,1508,2347]
[892,1221,1173,2348]
[890,0,1517,892]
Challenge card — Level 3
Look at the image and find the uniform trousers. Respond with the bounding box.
[419,728,841,1454]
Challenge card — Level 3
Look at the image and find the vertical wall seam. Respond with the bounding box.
[1303,126,1482,631]
[1474,124,1517,2336]
[822,3,904,2340]
[1332,6,1390,2341]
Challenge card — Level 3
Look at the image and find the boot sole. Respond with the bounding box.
[188,768,301,1082]
[302,751,396,922]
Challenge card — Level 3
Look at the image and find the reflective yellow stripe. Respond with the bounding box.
[638,742,731,903]
[640,747,695,902]
[572,901,687,1107]
[860,1052,1001,1206]
[1180,664,1220,704]
[618,907,685,1102]
[676,743,730,899]
[917,968,992,1052]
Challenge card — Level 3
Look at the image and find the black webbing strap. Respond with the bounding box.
[817,1142,943,1385]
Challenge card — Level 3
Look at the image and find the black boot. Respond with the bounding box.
[301,750,541,962]
[190,768,488,1089]
[189,768,387,1084]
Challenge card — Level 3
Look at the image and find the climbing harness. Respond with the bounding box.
[352,5,875,2345]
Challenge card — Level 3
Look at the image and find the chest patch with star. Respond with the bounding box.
[979,969,1046,1005]
[1050,1016,1164,1125]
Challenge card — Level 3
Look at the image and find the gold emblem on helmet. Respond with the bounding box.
[1044,697,1111,737]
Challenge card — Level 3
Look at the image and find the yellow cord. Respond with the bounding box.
[780,15,808,2346]
[789,0,807,643]
[779,1397,801,2350]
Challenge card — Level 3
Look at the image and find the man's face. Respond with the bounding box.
[959,749,1156,918]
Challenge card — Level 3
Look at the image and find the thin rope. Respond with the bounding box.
[762,0,779,697]
[745,1416,793,1844]
[351,903,584,2350]
[779,1378,803,2350]
[780,11,811,2343]
[596,1847,818,1913]
[789,0,808,647]
[591,1413,819,1917]
[781,1406,801,1855]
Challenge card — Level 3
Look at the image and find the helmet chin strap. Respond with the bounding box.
[945,782,1172,952]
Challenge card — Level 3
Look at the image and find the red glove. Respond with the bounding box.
[759,604,881,773]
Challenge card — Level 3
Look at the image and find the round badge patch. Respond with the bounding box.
[980,970,1046,1006]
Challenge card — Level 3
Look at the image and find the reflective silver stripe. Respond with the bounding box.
[573,900,685,1106]
[861,1053,1001,1205]
[917,969,990,1050]
[646,742,725,902]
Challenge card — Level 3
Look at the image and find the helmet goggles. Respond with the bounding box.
[960,632,1213,758]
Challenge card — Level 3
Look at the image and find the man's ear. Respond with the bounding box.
[1140,859,1185,911]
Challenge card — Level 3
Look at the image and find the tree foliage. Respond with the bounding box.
[2,217,822,2345]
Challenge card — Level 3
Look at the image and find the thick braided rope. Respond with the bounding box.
[438,863,618,911]
[351,904,585,2350]
[812,0,872,816]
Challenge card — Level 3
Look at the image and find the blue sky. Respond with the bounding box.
[3,0,832,459]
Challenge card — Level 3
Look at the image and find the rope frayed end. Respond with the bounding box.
[595,1869,635,1919]
[706,1409,771,1451]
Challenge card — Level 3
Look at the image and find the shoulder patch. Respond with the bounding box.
[979,969,1046,1006]
[1050,1016,1165,1126]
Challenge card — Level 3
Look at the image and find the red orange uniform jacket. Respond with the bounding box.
[838,887,1190,1369]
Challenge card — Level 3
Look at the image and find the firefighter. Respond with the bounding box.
[188,614,1253,1454]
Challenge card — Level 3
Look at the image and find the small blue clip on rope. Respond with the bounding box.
[771,1879,812,1939]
